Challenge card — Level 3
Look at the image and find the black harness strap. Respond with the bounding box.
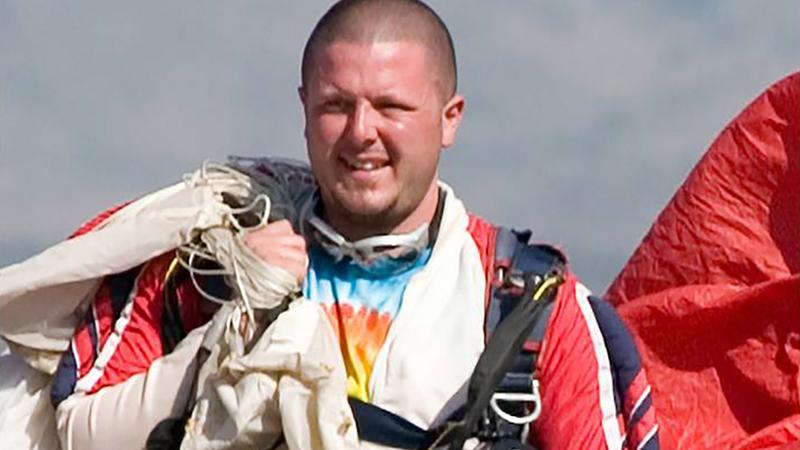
[351,227,566,449]
[350,398,436,449]
[474,229,565,445]
[439,244,562,449]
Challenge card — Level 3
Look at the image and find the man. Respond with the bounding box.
[244,0,659,449]
[37,1,656,448]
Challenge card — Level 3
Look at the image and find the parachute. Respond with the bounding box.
[0,159,358,450]
[607,72,800,449]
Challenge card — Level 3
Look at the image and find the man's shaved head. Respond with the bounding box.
[301,0,457,101]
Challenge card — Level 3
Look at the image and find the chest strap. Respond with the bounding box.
[351,226,566,449]
[471,228,565,446]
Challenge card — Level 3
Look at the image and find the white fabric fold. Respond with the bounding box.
[0,159,355,450]
[0,181,226,360]
[182,301,358,450]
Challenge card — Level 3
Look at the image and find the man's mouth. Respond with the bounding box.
[342,157,389,172]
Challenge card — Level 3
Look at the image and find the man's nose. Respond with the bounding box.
[348,100,379,145]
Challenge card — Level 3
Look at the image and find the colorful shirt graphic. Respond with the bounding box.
[304,246,431,402]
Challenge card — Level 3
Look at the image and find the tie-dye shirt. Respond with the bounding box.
[303,245,432,402]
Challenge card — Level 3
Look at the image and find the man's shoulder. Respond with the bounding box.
[465,213,568,276]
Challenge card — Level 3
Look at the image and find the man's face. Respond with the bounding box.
[300,40,463,237]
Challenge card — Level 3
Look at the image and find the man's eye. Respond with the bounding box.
[322,100,350,113]
[377,101,411,112]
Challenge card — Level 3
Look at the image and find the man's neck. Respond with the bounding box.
[323,183,441,241]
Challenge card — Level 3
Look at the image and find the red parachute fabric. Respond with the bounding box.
[606,72,800,449]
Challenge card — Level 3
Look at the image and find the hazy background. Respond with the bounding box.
[1,1,798,292]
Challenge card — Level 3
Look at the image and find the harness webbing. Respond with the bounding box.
[435,270,561,449]
[351,225,566,449]
[350,398,437,448]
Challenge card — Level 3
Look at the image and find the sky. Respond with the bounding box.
[1,1,798,292]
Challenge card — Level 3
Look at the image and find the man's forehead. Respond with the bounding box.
[310,40,432,83]
[300,1,456,100]
[316,39,429,65]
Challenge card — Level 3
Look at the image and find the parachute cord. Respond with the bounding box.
[176,160,302,347]
[231,240,256,337]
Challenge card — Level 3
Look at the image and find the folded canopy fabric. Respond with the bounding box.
[607,72,800,449]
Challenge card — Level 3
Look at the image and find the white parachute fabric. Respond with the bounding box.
[181,301,358,450]
[175,160,358,448]
[0,180,226,367]
[0,158,357,450]
[0,164,240,450]
[0,338,60,450]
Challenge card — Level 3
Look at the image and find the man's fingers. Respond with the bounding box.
[273,252,309,273]
[241,220,308,284]
[254,249,308,282]
[252,219,294,236]
[245,233,306,253]
[269,234,307,251]
[250,246,307,265]
[243,220,302,245]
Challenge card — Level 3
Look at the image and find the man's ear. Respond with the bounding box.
[298,86,309,138]
[441,94,465,148]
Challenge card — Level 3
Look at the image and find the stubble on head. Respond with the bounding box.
[301,0,457,107]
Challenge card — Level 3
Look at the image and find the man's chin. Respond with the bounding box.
[340,201,392,221]
[331,190,391,214]
[327,195,401,233]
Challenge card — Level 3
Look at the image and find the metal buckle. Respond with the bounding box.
[489,379,542,425]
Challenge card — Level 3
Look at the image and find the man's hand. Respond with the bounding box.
[243,220,308,286]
